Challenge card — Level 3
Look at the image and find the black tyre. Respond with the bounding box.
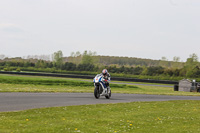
[198,89,200,93]
[94,86,100,99]
[105,90,111,99]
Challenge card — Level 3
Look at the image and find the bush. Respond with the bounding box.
[16,68,21,72]
[4,68,8,71]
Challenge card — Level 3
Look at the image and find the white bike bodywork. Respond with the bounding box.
[93,74,111,99]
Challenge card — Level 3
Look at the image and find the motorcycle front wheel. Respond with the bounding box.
[94,86,100,99]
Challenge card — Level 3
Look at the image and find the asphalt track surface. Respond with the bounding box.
[0,93,200,112]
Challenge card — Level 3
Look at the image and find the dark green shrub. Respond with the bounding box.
[4,68,8,71]
[16,68,21,72]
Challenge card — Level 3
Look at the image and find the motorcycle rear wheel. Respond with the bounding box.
[105,90,111,99]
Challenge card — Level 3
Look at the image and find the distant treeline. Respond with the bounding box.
[66,55,185,68]
[0,59,199,79]
[0,51,200,80]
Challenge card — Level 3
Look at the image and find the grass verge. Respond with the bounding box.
[0,74,136,89]
[0,100,200,133]
[1,74,200,96]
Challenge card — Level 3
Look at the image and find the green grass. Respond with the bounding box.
[0,74,137,89]
[0,82,197,96]
[1,67,187,81]
[0,100,200,133]
[0,74,92,86]
[1,74,200,96]
[0,74,200,132]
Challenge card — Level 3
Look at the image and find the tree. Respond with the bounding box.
[75,51,81,57]
[133,66,144,75]
[52,50,63,69]
[0,54,5,60]
[62,62,76,71]
[185,53,199,67]
[159,57,169,67]
[172,56,182,68]
[173,56,180,62]
[186,66,200,78]
[189,53,198,62]
[144,66,164,76]
[70,52,75,57]
[81,50,96,65]
[161,57,168,61]
[184,53,200,78]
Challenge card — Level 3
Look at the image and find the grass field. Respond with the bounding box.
[1,74,200,96]
[0,100,200,133]
[0,74,200,132]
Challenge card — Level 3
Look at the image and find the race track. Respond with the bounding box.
[0,93,200,112]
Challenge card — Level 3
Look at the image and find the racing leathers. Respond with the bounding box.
[100,72,111,93]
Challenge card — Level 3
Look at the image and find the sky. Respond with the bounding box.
[0,0,200,61]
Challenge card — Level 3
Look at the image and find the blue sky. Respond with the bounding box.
[0,0,200,61]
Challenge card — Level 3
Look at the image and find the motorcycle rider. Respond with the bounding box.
[101,69,111,92]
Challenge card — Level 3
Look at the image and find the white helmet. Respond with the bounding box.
[102,69,108,75]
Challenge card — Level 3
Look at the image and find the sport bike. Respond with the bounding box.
[93,74,111,99]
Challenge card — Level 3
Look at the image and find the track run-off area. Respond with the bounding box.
[0,92,200,112]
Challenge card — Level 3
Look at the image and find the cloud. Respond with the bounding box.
[0,23,24,32]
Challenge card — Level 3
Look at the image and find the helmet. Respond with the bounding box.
[102,69,108,75]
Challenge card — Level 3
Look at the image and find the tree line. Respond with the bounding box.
[0,51,200,79]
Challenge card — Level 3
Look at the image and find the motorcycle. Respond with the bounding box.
[93,74,111,99]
